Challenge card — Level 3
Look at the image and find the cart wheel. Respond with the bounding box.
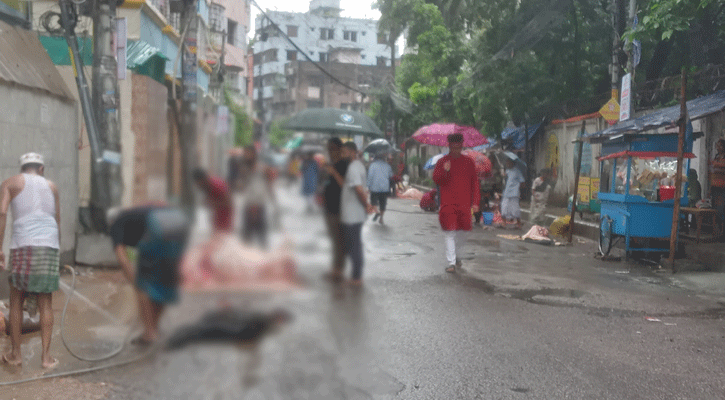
[599,216,613,256]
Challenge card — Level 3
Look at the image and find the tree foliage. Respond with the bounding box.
[372,0,725,142]
[224,88,253,147]
[267,118,294,148]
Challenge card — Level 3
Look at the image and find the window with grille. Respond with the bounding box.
[287,50,297,61]
[287,25,298,37]
[227,20,237,46]
[319,52,328,62]
[209,3,225,32]
[169,13,181,32]
[320,28,334,40]
[343,31,357,42]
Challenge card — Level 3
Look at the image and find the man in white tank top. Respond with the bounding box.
[0,152,60,369]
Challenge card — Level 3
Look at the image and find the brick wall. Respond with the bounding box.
[131,74,170,204]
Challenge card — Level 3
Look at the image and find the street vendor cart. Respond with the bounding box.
[589,132,696,258]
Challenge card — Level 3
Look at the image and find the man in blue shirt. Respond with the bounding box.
[367,152,394,224]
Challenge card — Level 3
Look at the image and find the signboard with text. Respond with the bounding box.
[599,98,620,125]
[620,73,631,121]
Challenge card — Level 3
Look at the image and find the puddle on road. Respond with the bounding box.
[367,241,433,262]
[507,288,587,302]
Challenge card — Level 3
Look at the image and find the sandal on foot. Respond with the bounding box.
[445,265,456,273]
[2,353,21,367]
[42,357,59,370]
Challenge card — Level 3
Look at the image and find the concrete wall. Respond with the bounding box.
[53,66,136,210]
[537,118,606,206]
[0,84,78,263]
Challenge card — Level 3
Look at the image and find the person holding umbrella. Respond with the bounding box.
[432,134,480,273]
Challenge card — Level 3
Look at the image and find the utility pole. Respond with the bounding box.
[92,0,122,213]
[257,49,264,146]
[624,0,637,117]
[58,0,109,230]
[668,69,687,271]
[390,36,396,147]
[610,0,620,101]
[524,117,529,199]
[180,0,198,209]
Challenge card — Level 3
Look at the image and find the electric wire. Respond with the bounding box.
[249,0,368,97]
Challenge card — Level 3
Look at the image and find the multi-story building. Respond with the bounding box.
[29,0,228,207]
[207,0,251,101]
[252,0,394,125]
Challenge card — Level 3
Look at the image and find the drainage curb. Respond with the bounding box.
[411,184,599,242]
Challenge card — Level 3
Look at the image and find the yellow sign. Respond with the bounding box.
[546,134,560,180]
[590,178,600,200]
[599,98,620,125]
[578,177,590,203]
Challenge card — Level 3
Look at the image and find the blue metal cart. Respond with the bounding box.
[593,133,695,258]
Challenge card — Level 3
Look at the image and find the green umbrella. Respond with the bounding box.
[284,136,303,150]
[284,108,383,138]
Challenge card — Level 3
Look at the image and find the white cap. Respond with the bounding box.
[19,152,44,167]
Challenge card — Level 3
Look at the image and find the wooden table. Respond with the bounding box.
[680,207,718,244]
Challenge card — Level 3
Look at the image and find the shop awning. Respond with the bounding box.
[500,122,543,150]
[126,40,169,85]
[587,90,725,140]
[597,151,696,161]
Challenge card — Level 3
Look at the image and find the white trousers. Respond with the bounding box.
[444,230,467,266]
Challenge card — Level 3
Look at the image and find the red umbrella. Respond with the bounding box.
[412,123,489,147]
[461,149,493,178]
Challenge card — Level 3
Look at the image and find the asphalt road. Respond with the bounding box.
[4,182,725,399]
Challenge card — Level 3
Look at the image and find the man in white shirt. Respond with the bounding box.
[0,153,60,369]
[327,142,375,285]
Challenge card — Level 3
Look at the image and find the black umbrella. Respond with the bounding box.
[363,139,393,155]
[284,108,383,138]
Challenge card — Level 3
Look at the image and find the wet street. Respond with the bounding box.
[2,182,725,399]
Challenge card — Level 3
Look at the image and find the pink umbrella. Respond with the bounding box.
[461,150,493,178]
[412,123,489,147]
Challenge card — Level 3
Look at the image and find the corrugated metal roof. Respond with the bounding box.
[0,21,73,99]
[587,90,725,139]
[126,40,169,69]
[126,40,168,84]
[500,122,543,150]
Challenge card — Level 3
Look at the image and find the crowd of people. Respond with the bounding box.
[1,136,722,370]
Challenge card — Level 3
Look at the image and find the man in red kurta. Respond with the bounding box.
[432,133,480,273]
